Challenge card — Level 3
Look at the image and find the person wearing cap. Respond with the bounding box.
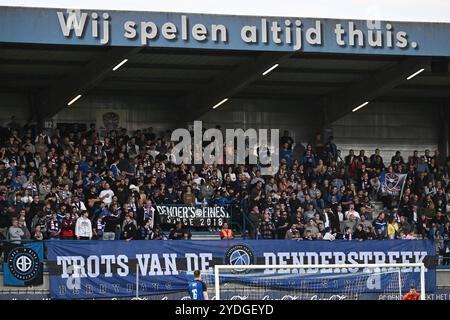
[402,285,420,300]
[129,184,139,193]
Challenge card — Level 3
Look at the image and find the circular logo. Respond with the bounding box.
[195,209,203,217]
[224,244,255,272]
[8,247,40,281]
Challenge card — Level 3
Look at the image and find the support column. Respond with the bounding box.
[27,91,44,133]
[439,103,450,157]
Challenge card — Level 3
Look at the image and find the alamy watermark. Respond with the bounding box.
[171,121,279,175]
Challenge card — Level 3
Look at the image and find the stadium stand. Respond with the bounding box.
[0,123,449,265]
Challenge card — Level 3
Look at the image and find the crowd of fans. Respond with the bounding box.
[0,121,449,261]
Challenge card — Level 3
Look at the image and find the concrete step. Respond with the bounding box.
[371,201,384,211]
[371,201,383,206]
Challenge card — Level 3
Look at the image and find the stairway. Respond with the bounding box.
[371,201,385,214]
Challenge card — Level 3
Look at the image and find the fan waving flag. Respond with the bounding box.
[380,172,407,196]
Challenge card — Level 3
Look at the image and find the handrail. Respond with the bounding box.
[228,221,243,235]
[0,239,41,243]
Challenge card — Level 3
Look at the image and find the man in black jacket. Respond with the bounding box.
[169,222,184,240]
[247,205,260,240]
[102,211,121,240]
[0,208,9,239]
[354,224,367,241]
[288,193,301,215]
[276,211,290,239]
[122,214,137,240]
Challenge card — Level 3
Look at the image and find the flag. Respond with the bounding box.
[3,241,44,286]
[380,172,407,196]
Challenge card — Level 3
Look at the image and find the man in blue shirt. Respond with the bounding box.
[9,176,22,191]
[188,270,208,300]
[280,142,293,167]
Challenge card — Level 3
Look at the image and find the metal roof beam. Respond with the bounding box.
[181,51,295,120]
[38,47,141,119]
[323,57,430,125]
[0,58,86,66]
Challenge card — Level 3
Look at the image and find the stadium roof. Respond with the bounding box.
[0,6,450,124]
[0,44,448,123]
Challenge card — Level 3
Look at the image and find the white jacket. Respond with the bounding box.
[75,217,92,239]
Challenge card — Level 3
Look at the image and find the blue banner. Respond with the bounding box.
[46,240,436,299]
[1,7,450,56]
[3,242,44,286]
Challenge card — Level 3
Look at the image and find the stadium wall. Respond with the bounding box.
[51,95,325,162]
[332,101,440,160]
[0,269,450,299]
[0,93,31,124]
[0,93,441,160]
